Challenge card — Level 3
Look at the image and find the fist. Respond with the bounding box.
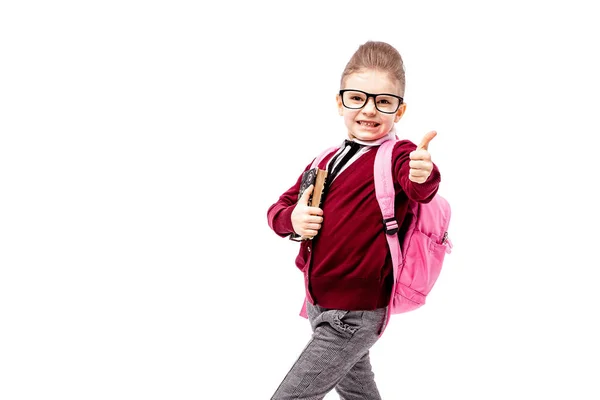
[409,131,436,184]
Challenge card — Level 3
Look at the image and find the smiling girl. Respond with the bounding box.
[267,41,441,400]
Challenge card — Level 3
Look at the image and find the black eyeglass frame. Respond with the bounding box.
[339,89,404,114]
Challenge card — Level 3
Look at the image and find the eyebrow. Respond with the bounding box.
[342,89,403,98]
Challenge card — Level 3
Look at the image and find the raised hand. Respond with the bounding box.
[291,185,324,239]
[409,130,437,184]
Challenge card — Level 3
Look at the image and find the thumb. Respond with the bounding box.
[417,130,437,150]
[299,184,314,205]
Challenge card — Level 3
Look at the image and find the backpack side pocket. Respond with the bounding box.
[391,230,449,314]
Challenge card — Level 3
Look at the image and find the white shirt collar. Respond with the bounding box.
[327,126,398,180]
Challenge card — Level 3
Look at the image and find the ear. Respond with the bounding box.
[336,94,344,116]
[394,103,407,123]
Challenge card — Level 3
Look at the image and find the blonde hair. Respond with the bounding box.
[340,41,406,97]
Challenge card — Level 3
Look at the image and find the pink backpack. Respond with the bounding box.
[374,139,452,335]
[299,139,452,336]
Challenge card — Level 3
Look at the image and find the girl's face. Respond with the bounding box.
[336,69,406,141]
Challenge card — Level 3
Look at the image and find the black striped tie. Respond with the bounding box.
[324,140,362,196]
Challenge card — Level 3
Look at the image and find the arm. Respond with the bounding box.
[267,173,303,237]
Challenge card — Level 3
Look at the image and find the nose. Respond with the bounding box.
[362,96,377,114]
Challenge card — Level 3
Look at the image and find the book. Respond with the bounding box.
[298,167,328,208]
[289,167,328,241]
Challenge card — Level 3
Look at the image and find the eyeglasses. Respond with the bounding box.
[339,89,403,114]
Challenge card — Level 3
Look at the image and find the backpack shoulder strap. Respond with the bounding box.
[373,139,402,264]
[374,139,399,235]
[311,146,339,169]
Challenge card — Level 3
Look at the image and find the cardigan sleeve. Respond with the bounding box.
[266,162,312,237]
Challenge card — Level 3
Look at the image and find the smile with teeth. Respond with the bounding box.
[358,121,380,127]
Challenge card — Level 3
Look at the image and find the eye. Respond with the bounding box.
[377,95,396,105]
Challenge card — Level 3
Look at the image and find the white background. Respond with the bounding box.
[1,1,599,399]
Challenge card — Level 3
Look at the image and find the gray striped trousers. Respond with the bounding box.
[271,300,387,400]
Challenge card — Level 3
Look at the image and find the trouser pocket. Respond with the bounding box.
[308,305,359,337]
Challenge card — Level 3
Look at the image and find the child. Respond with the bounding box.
[267,41,441,400]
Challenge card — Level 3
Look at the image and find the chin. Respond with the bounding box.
[353,132,385,141]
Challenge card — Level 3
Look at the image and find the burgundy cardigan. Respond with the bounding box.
[267,140,441,311]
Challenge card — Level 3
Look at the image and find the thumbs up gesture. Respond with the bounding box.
[291,185,324,239]
[409,131,437,184]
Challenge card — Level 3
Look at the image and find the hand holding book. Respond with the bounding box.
[290,168,327,241]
